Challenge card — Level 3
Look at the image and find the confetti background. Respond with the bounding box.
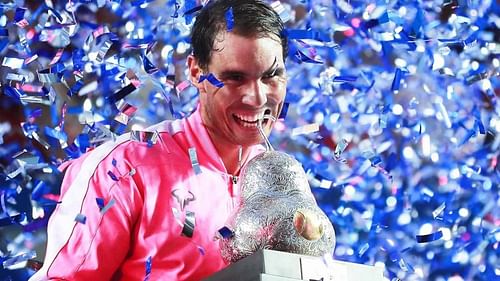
[0,0,499,280]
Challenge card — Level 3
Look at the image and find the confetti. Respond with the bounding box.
[2,57,24,69]
[113,102,138,126]
[183,3,203,25]
[5,73,28,82]
[175,80,192,94]
[291,123,319,136]
[0,1,497,280]
[270,1,291,23]
[0,28,8,37]
[278,102,289,119]
[286,29,330,42]
[105,83,138,104]
[142,54,159,74]
[14,7,29,27]
[2,251,36,269]
[188,147,202,175]
[391,68,405,93]
[74,214,87,224]
[130,130,159,146]
[181,211,196,238]
[96,198,105,210]
[416,230,443,243]
[334,138,349,162]
[432,203,446,219]
[197,245,205,256]
[107,171,119,181]
[218,226,234,239]
[291,41,323,64]
[0,213,26,227]
[198,73,224,88]
[225,7,234,32]
[144,256,152,281]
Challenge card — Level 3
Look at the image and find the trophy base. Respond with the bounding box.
[204,249,384,281]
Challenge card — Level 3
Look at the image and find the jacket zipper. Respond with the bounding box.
[231,175,238,185]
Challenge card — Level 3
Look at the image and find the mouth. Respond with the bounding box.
[233,109,272,128]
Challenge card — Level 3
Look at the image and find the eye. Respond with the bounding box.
[263,70,276,79]
[263,68,282,79]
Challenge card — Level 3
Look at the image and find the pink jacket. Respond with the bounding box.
[30,109,264,281]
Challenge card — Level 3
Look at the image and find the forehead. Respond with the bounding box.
[208,32,284,73]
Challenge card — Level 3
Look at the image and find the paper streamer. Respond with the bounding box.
[0,1,497,280]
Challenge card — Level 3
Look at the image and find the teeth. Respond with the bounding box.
[234,112,267,128]
[234,112,265,123]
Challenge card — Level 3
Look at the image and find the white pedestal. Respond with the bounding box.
[204,249,384,281]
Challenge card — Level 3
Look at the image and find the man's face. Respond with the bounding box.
[189,32,287,147]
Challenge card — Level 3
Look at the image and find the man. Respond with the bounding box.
[30,0,288,280]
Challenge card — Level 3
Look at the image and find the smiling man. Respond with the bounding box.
[189,0,288,175]
[30,0,288,280]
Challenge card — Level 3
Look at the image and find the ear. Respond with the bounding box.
[187,55,203,88]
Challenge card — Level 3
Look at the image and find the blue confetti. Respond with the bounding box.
[105,83,137,104]
[183,1,202,25]
[67,80,85,97]
[294,50,323,64]
[1,1,498,279]
[131,0,156,6]
[2,251,36,269]
[0,28,8,37]
[278,102,289,120]
[76,134,90,153]
[218,226,234,239]
[225,7,234,32]
[96,198,105,210]
[44,126,68,144]
[142,54,159,74]
[171,2,181,18]
[197,245,205,255]
[0,213,26,227]
[74,213,87,224]
[391,68,404,92]
[416,230,443,243]
[286,29,330,42]
[333,75,357,83]
[14,7,27,23]
[3,86,24,101]
[198,73,224,88]
[107,171,119,182]
[144,256,152,281]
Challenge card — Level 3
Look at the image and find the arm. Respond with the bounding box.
[30,141,143,281]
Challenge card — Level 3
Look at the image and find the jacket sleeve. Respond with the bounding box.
[29,140,143,281]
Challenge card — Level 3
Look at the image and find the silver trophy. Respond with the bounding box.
[219,116,335,263]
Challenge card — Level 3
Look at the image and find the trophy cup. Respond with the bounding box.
[219,150,336,263]
[205,117,383,281]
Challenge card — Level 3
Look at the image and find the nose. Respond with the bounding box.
[241,80,268,107]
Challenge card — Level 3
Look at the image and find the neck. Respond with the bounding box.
[208,131,252,175]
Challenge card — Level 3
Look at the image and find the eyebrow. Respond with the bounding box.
[262,57,280,77]
[218,69,247,79]
[217,57,283,79]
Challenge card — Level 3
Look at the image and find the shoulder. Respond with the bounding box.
[62,119,190,177]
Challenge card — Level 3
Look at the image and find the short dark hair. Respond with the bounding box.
[191,0,288,70]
